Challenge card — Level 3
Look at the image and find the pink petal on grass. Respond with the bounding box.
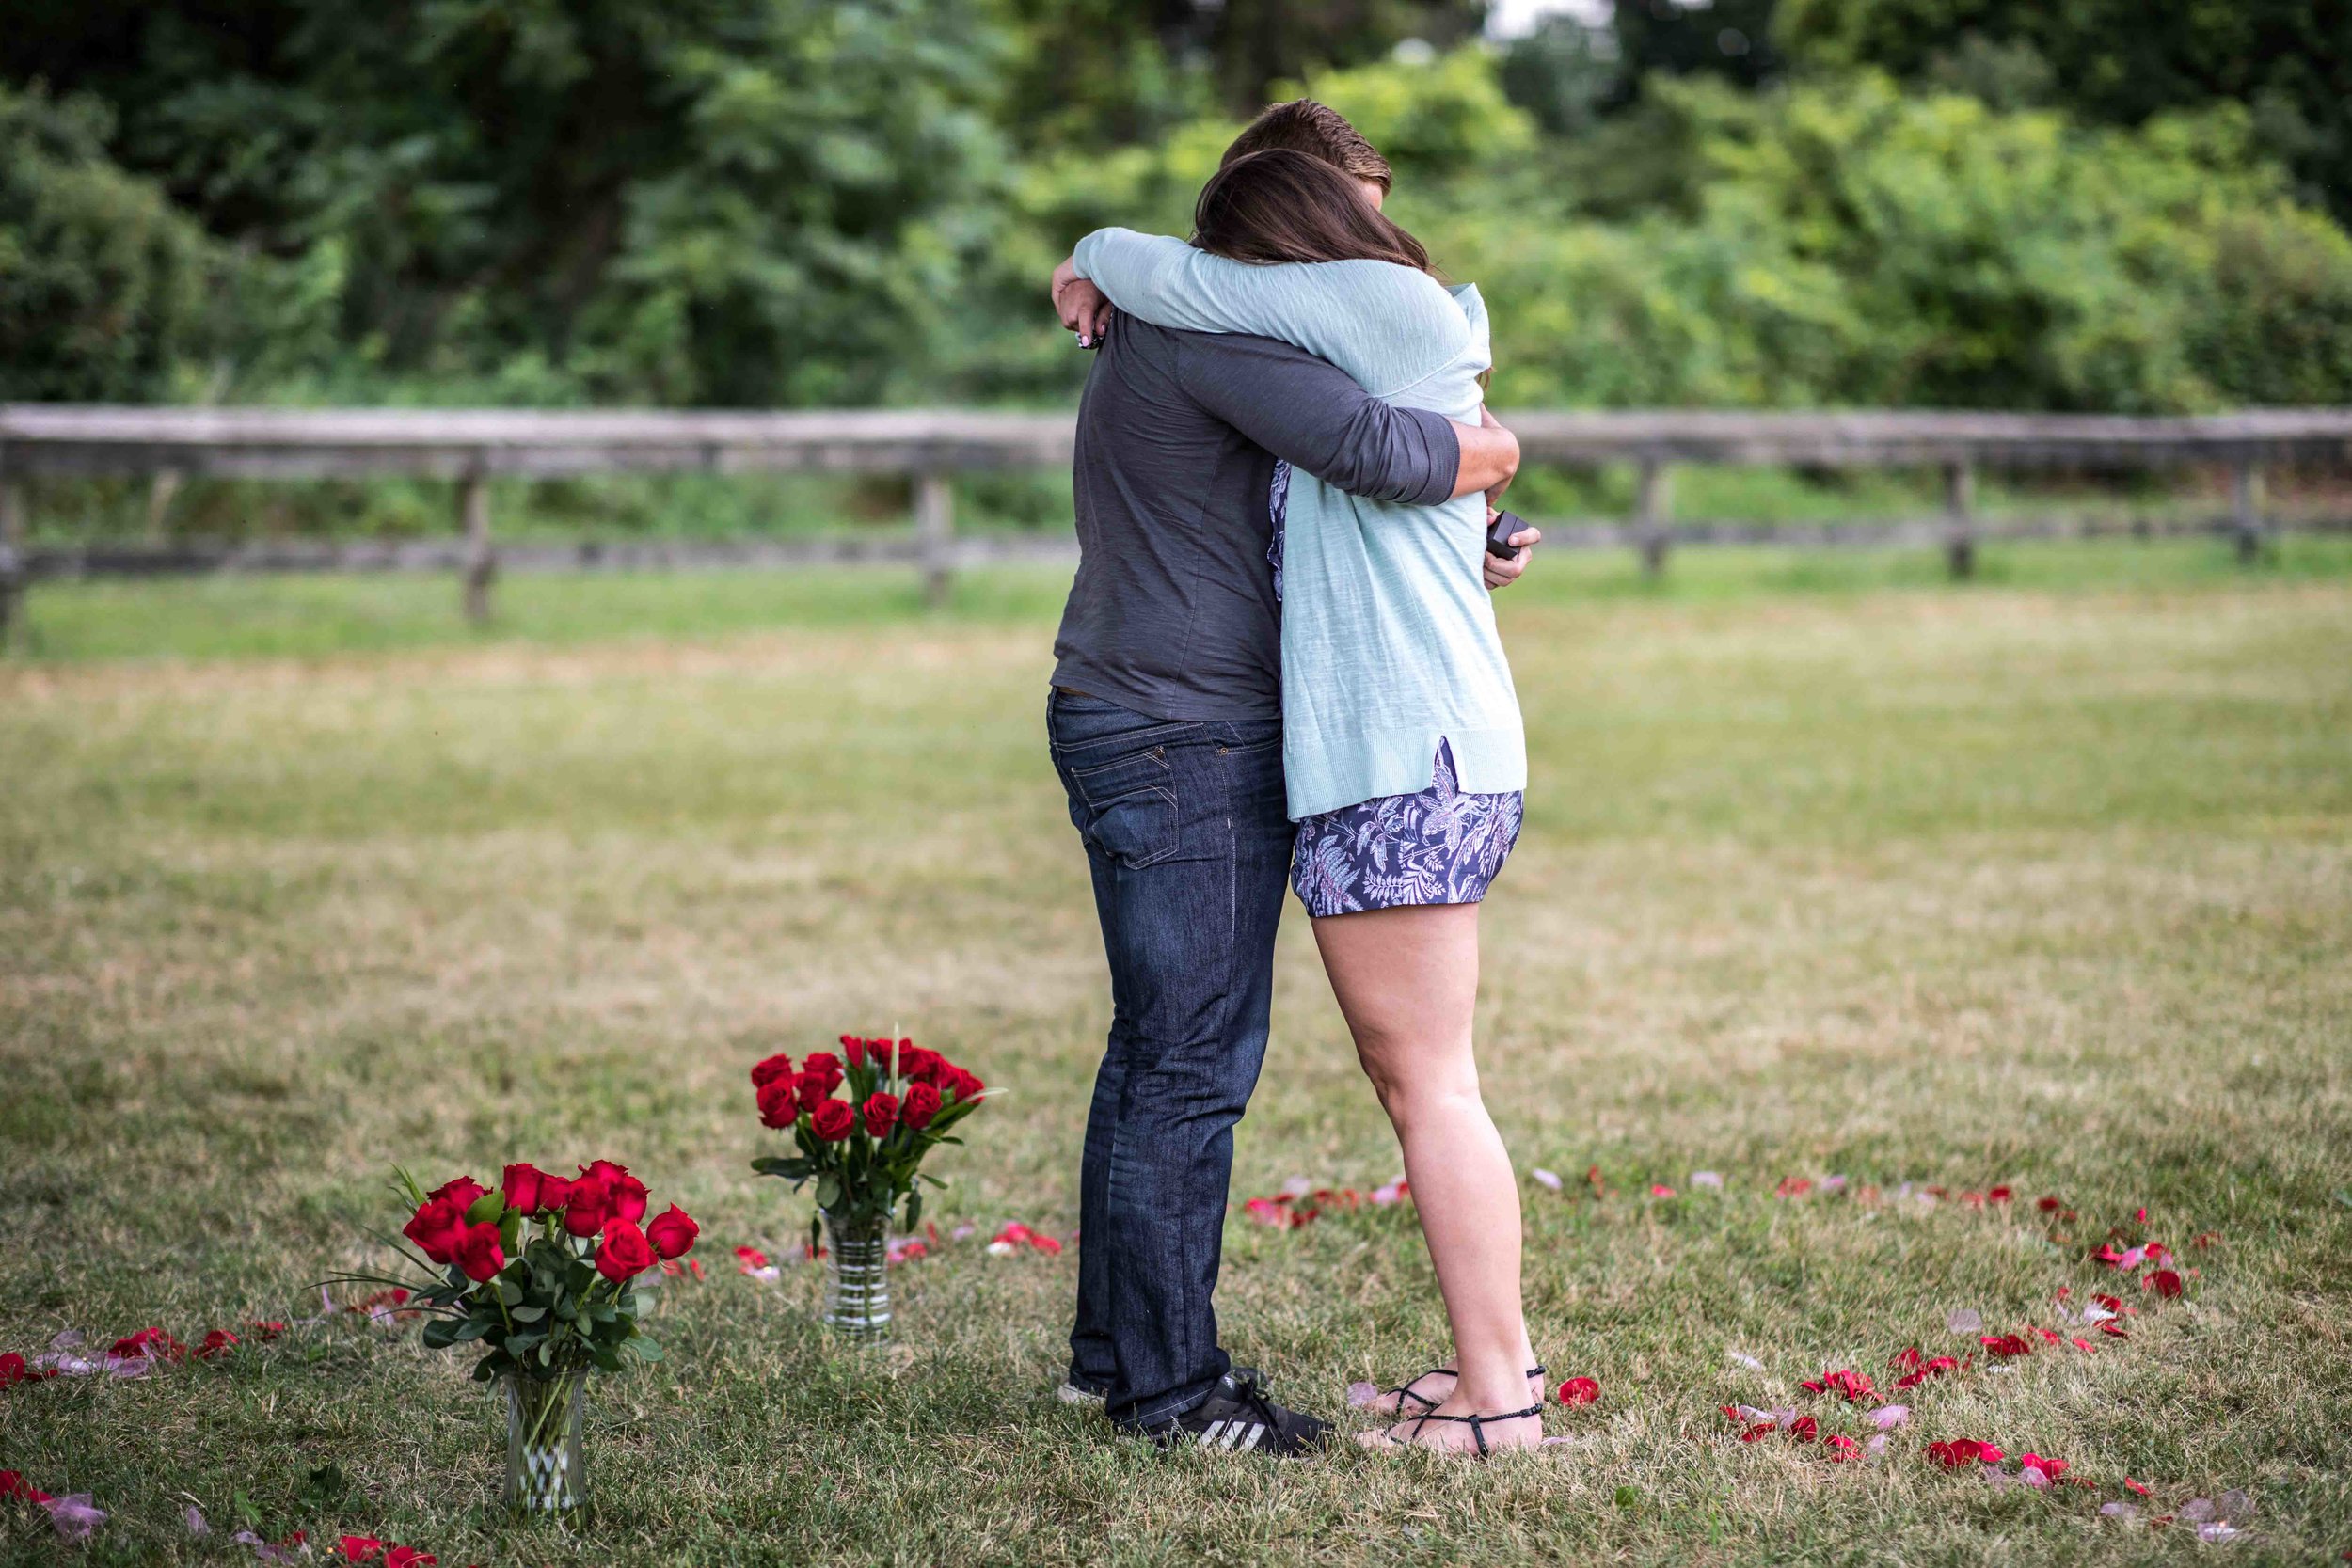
[2100,1502,2139,1522]
[1345,1381,1382,1410]
[41,1495,105,1543]
[1727,1352,1765,1371]
[1371,1179,1409,1206]
[1947,1308,1982,1335]
[184,1505,209,1537]
[1531,1168,1564,1191]
[1866,1434,1890,1456]
[1867,1404,1910,1429]
[1691,1171,1724,1189]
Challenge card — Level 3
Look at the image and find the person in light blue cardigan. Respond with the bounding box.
[1062,148,1547,1457]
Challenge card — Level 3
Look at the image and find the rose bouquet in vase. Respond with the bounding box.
[749,1035,987,1342]
[364,1162,697,1516]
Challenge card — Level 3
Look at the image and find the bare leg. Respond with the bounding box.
[1314,903,1539,1454]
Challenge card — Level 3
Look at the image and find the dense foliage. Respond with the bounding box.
[4,0,2348,411]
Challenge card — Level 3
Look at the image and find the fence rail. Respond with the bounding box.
[5,404,2350,638]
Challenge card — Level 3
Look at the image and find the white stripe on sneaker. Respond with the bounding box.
[1200,1419,1226,1446]
[1237,1424,1266,1452]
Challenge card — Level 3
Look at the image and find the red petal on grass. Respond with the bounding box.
[1650,1184,1677,1197]
[2070,1337,2097,1353]
[1740,1422,1777,1443]
[1888,1345,1923,1372]
[1980,1334,2032,1358]
[338,1537,386,1562]
[2021,1452,2071,1481]
[2134,1207,2148,1224]
[2036,1195,2063,1212]
[1774,1177,1813,1197]
[1585,1164,1607,1196]
[1824,1434,1859,1460]
[1557,1376,1600,1406]
[2191,1231,2220,1249]
[2099,1321,2129,1338]
[2125,1477,2152,1496]
[385,1547,437,1568]
[1787,1415,1818,1443]
[197,1330,240,1359]
[1988,1186,2012,1203]
[0,1353,27,1387]
[2146,1269,2184,1299]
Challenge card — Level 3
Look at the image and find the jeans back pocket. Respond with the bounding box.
[1066,746,1180,869]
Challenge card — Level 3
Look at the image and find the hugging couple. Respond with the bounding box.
[1044,101,1548,1458]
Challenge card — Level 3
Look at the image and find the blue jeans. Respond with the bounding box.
[1047,689,1295,1427]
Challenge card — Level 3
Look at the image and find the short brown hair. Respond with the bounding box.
[1221,100,1392,195]
[1194,150,1431,274]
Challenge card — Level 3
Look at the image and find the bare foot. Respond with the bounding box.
[1358,1395,1545,1457]
[1367,1367,1545,1418]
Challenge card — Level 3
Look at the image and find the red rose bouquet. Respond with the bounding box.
[364,1162,697,1513]
[748,1035,986,1339]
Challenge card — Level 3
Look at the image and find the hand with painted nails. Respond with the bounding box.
[1051,254,1113,348]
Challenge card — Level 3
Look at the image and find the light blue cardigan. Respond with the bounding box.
[1072,229,1525,819]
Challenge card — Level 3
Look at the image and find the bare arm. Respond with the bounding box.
[1449,415,1518,500]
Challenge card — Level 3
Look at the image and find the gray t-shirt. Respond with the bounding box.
[1050,317,1460,721]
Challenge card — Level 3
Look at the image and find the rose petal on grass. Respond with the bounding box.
[1774,1177,1813,1197]
[338,1537,386,1561]
[1866,1433,1890,1456]
[1557,1376,1600,1406]
[42,1496,106,1542]
[1825,1434,1859,1460]
[1650,1184,1677,1197]
[1692,1171,1724,1188]
[1278,1176,1313,1199]
[2101,1502,2139,1522]
[2217,1489,2253,1523]
[2197,1522,2243,1543]
[2147,1269,2185,1299]
[1868,1404,1910,1429]
[1345,1381,1383,1410]
[1820,1175,1848,1192]
[1530,1167,1564,1191]
[185,1505,209,1536]
[1727,1351,1765,1371]
[2125,1478,2152,1496]
[1947,1308,1983,1334]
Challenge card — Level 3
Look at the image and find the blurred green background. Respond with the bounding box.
[7,0,2351,544]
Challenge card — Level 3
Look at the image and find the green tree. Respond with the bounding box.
[1775,0,2352,219]
[0,85,217,400]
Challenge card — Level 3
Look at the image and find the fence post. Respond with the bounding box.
[0,444,24,650]
[915,472,954,609]
[1635,458,1672,577]
[2231,458,2265,564]
[459,463,496,625]
[1943,460,1976,579]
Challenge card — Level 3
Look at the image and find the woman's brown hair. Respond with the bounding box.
[1191,149,1434,274]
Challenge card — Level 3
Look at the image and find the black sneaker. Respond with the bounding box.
[1137,1368,1332,1457]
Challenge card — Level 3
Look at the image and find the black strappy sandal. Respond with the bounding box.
[1381,1363,1547,1417]
[1376,1402,1548,1459]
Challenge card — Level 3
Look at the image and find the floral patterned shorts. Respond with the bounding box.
[1290,740,1524,917]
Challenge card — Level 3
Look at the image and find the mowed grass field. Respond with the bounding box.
[4,541,2351,1565]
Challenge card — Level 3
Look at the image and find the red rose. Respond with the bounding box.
[403,1196,469,1264]
[810,1101,857,1141]
[796,1075,832,1113]
[501,1163,558,1215]
[580,1160,648,1224]
[646,1204,699,1259]
[563,1174,611,1237]
[945,1067,984,1103]
[801,1053,843,1092]
[902,1081,943,1130]
[863,1092,899,1137]
[868,1037,896,1070]
[596,1219,656,1282]
[843,1036,866,1067]
[750,1053,795,1088]
[757,1077,802,1129]
[427,1175,488,1212]
[453,1222,505,1283]
[898,1045,939,1082]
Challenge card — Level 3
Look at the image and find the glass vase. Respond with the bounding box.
[821,1211,891,1343]
[501,1369,588,1516]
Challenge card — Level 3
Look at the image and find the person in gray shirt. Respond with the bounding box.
[1041,254,1527,1452]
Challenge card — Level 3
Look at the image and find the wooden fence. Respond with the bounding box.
[4,404,2350,638]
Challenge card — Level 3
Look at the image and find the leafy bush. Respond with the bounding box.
[0,87,218,401]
